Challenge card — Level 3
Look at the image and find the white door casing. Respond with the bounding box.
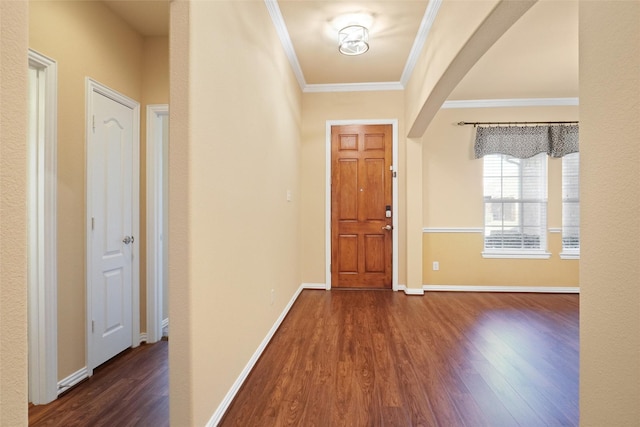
[86,78,140,373]
[27,49,58,405]
[146,104,169,343]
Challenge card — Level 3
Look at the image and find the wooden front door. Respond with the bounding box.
[331,124,393,289]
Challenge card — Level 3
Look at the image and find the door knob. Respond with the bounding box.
[123,236,132,244]
[382,225,393,231]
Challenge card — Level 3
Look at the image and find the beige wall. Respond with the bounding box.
[422,106,579,287]
[580,1,640,425]
[30,0,143,379]
[29,1,168,379]
[300,91,406,286]
[404,0,498,129]
[0,1,29,425]
[402,0,503,289]
[170,1,303,424]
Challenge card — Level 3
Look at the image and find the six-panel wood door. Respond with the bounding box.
[331,124,392,288]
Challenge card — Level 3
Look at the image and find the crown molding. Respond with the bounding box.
[304,81,404,93]
[264,0,306,90]
[266,0,439,93]
[441,97,580,109]
[400,0,442,86]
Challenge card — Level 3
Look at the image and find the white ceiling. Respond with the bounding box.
[102,0,578,98]
[277,0,430,86]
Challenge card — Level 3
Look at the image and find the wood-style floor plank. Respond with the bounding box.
[28,340,168,427]
[221,290,579,427]
[29,291,578,426]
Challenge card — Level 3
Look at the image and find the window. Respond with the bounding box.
[483,153,549,258]
[562,152,580,258]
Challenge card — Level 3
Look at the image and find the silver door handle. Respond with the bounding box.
[382,225,393,231]
[123,236,132,244]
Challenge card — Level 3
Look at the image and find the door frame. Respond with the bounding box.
[85,78,140,375]
[325,119,399,291]
[27,49,58,405]
[146,104,169,343]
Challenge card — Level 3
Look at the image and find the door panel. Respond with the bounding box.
[338,235,358,273]
[364,158,385,219]
[331,124,392,288]
[364,234,385,273]
[337,159,358,220]
[90,89,135,368]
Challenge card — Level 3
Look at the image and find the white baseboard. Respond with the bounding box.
[301,282,328,290]
[311,282,423,295]
[397,284,425,295]
[206,284,308,426]
[423,284,580,293]
[162,318,169,329]
[139,333,148,344]
[57,366,88,395]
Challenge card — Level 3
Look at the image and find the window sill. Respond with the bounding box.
[482,251,551,260]
[560,251,580,260]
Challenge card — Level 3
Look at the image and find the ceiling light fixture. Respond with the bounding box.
[338,25,369,56]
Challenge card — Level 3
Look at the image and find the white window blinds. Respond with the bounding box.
[562,153,580,256]
[483,153,548,257]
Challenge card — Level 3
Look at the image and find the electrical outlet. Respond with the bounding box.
[433,261,440,271]
[270,289,275,305]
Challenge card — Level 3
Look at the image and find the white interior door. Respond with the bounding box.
[87,80,140,371]
[146,104,169,343]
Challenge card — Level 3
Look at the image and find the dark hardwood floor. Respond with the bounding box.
[28,291,578,426]
[220,290,579,426]
[29,340,168,427]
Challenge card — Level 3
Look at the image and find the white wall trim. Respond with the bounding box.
[300,283,328,290]
[482,251,551,259]
[27,49,59,405]
[423,227,483,233]
[264,0,306,90]
[304,82,404,93]
[325,120,399,291]
[397,284,425,296]
[57,367,88,396]
[206,284,314,426]
[162,318,169,329]
[400,0,442,86]
[441,97,579,109]
[146,104,169,344]
[423,284,580,293]
[560,252,580,260]
[422,227,567,235]
[139,333,148,344]
[85,78,141,375]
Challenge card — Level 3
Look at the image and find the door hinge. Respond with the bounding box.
[92,320,95,333]
[91,217,95,230]
[393,171,397,178]
[92,115,96,133]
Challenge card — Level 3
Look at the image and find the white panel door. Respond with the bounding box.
[88,86,137,369]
